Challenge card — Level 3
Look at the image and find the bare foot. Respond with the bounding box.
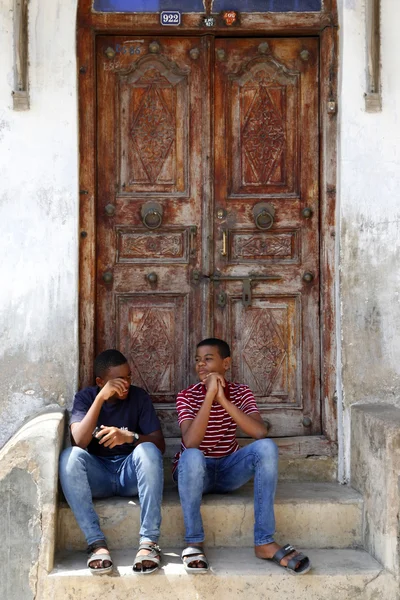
[255,542,302,569]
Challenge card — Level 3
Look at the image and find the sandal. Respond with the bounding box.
[132,542,162,574]
[266,543,311,576]
[87,540,113,575]
[181,546,209,574]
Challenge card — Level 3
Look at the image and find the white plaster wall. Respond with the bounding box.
[0,0,79,447]
[339,0,400,479]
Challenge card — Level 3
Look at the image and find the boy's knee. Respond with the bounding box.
[133,442,162,467]
[59,446,87,477]
[179,448,205,475]
[253,438,279,462]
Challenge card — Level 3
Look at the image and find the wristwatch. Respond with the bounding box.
[129,431,140,444]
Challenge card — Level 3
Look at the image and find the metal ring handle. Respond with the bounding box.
[141,202,163,230]
[253,202,275,230]
[255,210,274,230]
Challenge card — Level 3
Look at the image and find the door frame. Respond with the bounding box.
[77,0,339,453]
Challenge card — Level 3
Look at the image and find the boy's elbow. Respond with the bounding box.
[255,425,269,439]
[73,437,87,449]
[182,438,200,449]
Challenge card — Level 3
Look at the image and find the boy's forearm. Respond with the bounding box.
[182,393,214,447]
[71,394,106,448]
[218,397,268,439]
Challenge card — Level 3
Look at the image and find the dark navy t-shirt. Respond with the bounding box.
[70,385,161,457]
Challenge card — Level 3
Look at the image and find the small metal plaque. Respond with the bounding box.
[203,16,216,27]
[160,10,181,26]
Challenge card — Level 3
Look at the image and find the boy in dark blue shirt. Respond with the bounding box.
[59,349,165,575]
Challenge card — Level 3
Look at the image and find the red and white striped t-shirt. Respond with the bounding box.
[172,381,260,473]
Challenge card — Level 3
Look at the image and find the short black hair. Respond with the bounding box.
[94,349,128,378]
[196,338,231,359]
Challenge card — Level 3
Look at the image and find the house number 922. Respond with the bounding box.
[160,11,181,26]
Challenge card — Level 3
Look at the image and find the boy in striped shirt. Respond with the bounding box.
[173,338,311,575]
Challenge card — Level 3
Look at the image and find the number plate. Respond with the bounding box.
[160,11,181,26]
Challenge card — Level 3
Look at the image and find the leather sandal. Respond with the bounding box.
[87,540,113,575]
[181,546,209,574]
[264,543,311,575]
[132,542,162,574]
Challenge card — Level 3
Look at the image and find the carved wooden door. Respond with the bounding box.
[96,35,320,437]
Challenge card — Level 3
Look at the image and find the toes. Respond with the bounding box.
[187,557,207,569]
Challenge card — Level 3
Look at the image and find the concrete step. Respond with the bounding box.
[43,548,389,600]
[57,482,362,551]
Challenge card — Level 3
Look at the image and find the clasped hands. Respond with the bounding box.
[203,372,228,404]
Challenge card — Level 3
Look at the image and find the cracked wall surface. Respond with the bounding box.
[0,468,40,600]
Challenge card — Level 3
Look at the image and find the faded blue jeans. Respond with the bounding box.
[59,442,163,546]
[173,439,278,546]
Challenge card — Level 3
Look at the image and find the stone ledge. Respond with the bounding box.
[42,548,399,600]
[0,408,66,600]
[351,403,400,576]
[58,482,362,551]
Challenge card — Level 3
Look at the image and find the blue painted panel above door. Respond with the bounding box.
[93,0,204,11]
[213,0,321,10]
[93,0,321,12]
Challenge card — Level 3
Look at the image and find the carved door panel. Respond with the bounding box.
[213,38,320,436]
[96,36,209,435]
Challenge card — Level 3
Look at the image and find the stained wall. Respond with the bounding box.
[0,0,79,447]
[338,0,400,478]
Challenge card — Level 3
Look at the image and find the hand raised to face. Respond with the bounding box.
[98,378,130,401]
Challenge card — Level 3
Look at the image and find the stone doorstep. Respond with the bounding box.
[57,482,363,551]
[161,456,338,483]
[164,438,338,483]
[45,548,386,600]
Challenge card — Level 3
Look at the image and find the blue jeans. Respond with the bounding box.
[59,442,163,546]
[174,439,278,546]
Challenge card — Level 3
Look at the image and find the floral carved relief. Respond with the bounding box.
[234,233,292,259]
[118,232,184,261]
[242,308,287,396]
[131,84,175,183]
[242,84,285,184]
[129,307,174,393]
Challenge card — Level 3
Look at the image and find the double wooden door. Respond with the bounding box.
[96,35,320,437]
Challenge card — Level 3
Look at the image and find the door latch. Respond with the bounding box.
[211,273,281,307]
[217,291,227,308]
[192,272,282,307]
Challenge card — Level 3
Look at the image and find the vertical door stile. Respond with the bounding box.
[200,35,214,340]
